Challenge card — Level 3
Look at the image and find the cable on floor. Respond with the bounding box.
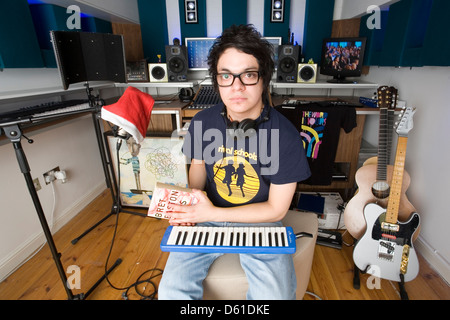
[102,137,164,300]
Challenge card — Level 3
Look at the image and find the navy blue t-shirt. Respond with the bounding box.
[182,102,311,207]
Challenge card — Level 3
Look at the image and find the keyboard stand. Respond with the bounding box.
[0,115,121,300]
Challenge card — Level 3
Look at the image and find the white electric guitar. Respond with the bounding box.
[353,107,420,282]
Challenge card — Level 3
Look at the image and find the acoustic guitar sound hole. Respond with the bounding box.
[372,181,390,199]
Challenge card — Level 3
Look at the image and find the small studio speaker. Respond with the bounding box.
[276,45,301,83]
[165,45,188,82]
[297,64,317,83]
[149,63,168,82]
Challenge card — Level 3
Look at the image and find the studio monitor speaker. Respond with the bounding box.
[149,63,168,82]
[276,45,301,83]
[297,64,317,83]
[165,45,188,82]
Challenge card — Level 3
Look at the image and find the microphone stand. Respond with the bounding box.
[70,83,146,246]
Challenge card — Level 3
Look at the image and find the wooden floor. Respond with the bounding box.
[0,189,449,300]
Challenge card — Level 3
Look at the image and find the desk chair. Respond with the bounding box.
[202,210,318,300]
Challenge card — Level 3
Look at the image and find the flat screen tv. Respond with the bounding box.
[320,37,367,83]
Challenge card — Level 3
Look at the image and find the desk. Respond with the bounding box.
[151,100,187,132]
[113,82,195,133]
[115,81,197,98]
[103,96,188,134]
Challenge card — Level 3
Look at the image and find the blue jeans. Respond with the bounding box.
[158,221,296,300]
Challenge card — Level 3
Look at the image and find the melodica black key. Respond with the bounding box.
[160,226,296,254]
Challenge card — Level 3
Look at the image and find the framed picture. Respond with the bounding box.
[106,134,188,208]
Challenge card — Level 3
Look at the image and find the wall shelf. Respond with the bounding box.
[271,79,378,97]
[0,81,113,104]
[115,81,196,89]
[271,79,378,90]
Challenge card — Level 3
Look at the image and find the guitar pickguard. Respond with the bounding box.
[371,212,419,247]
[353,203,421,282]
[371,212,419,263]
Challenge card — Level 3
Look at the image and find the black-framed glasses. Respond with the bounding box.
[216,71,260,87]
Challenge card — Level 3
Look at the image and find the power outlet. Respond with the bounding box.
[43,166,60,185]
[33,178,42,191]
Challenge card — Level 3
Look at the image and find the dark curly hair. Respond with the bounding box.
[207,24,275,104]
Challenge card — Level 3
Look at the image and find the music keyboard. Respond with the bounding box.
[0,99,92,123]
[32,101,91,119]
[160,226,296,254]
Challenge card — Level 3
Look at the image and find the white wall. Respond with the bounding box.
[0,113,107,281]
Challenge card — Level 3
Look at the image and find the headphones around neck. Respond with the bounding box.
[221,105,270,139]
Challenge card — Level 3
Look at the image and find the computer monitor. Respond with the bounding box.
[320,37,367,83]
[185,37,216,71]
[185,36,283,71]
[264,37,282,66]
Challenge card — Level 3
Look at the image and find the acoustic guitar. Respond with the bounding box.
[353,107,420,282]
[344,86,416,240]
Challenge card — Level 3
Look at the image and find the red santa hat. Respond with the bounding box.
[101,87,154,144]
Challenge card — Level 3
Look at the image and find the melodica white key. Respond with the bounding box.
[160,226,297,254]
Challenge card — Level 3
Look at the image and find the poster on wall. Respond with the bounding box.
[107,135,188,208]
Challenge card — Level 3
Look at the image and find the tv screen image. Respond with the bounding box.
[320,37,366,83]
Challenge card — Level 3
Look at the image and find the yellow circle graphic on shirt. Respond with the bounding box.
[213,156,260,204]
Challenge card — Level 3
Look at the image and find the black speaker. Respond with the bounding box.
[276,45,301,83]
[165,45,188,82]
